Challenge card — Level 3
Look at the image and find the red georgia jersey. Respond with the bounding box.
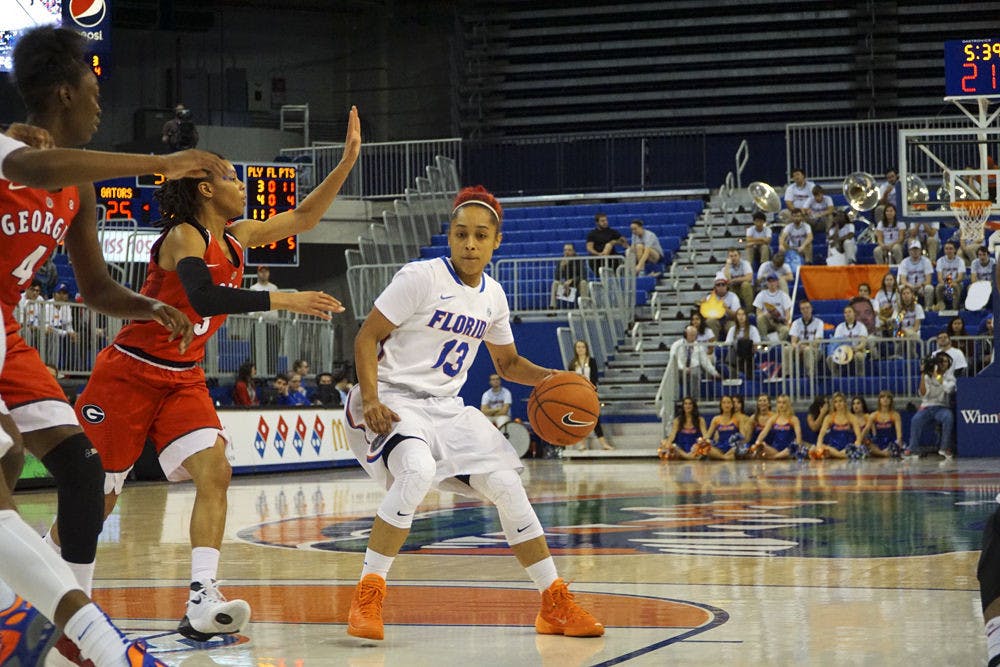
[113,226,245,364]
[1,178,80,335]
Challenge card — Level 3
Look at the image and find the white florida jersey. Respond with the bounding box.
[373,257,514,397]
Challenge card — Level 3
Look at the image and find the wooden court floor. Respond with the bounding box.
[19,456,997,666]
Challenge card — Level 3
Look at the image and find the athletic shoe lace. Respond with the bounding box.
[199,580,230,603]
[548,582,588,623]
[356,581,384,618]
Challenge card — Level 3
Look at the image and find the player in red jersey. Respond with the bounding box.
[0,25,231,665]
[76,106,360,641]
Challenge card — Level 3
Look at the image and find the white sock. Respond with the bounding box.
[525,558,559,593]
[191,546,221,584]
[66,561,95,597]
[0,509,79,619]
[987,616,1000,661]
[44,530,61,555]
[64,602,128,667]
[360,549,393,581]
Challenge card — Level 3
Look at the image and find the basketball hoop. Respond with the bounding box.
[952,200,997,242]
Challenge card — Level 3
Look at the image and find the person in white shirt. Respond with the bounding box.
[907,221,940,260]
[829,305,869,374]
[44,284,78,371]
[756,251,794,294]
[702,275,741,337]
[804,185,834,231]
[897,240,935,308]
[971,245,996,284]
[873,204,907,264]
[744,212,772,267]
[779,212,813,264]
[724,307,760,377]
[934,330,968,377]
[934,240,967,311]
[480,374,513,427]
[874,271,900,338]
[722,248,754,308]
[788,299,824,377]
[780,168,816,222]
[893,285,925,343]
[875,168,903,223]
[752,274,793,340]
[669,325,720,397]
[14,281,46,347]
[629,219,663,275]
[249,266,280,320]
[826,211,856,265]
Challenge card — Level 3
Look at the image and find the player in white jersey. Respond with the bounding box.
[344,186,604,642]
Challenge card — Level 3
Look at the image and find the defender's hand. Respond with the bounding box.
[160,150,229,181]
[151,302,194,354]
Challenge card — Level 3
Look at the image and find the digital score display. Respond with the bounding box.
[945,39,1000,98]
[95,163,299,266]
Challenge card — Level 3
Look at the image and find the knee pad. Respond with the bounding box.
[470,470,543,546]
[42,433,104,563]
[376,439,436,530]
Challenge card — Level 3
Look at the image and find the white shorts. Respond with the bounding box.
[345,384,523,498]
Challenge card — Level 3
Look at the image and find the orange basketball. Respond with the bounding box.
[527,372,600,446]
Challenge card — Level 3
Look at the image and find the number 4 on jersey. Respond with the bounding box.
[11,244,48,286]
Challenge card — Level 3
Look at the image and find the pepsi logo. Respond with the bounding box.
[69,0,107,28]
[81,404,106,424]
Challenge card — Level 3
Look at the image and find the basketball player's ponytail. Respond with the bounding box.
[153,177,203,229]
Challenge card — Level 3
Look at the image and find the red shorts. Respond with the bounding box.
[76,345,224,481]
[0,332,77,433]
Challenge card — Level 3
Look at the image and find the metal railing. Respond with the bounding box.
[785,115,996,183]
[653,336,989,435]
[280,139,462,199]
[12,302,343,381]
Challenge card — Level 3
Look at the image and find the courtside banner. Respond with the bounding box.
[219,408,359,474]
[956,377,1000,458]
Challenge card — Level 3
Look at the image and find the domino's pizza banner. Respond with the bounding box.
[219,408,360,474]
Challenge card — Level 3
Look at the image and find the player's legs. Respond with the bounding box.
[979,508,1000,666]
[468,470,603,637]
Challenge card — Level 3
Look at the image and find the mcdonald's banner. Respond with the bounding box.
[219,408,359,475]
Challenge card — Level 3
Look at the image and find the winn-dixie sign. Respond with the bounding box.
[956,377,1000,457]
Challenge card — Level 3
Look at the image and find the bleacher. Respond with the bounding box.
[418,200,704,309]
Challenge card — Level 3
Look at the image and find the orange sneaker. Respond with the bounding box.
[535,579,604,637]
[347,574,386,640]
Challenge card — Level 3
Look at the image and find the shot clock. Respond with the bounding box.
[945,39,1000,99]
[95,162,300,266]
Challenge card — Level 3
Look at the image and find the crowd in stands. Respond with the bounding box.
[228,358,355,409]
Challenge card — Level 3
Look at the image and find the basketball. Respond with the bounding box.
[527,372,600,446]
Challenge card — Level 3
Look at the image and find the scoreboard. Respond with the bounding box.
[95,162,299,266]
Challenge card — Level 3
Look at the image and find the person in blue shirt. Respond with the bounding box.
[280,373,311,407]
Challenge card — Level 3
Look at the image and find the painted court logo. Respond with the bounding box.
[69,0,107,28]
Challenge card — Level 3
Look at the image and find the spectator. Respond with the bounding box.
[898,240,934,309]
[813,392,861,459]
[724,308,760,378]
[873,204,907,265]
[550,243,587,308]
[250,266,280,318]
[568,339,613,450]
[701,275,740,337]
[689,311,716,346]
[756,251,794,294]
[752,273,792,341]
[263,373,290,406]
[585,212,628,274]
[947,316,978,373]
[981,315,995,369]
[722,248,754,309]
[958,217,986,265]
[480,373,513,428]
[906,353,956,459]
[34,256,58,297]
[934,240,966,312]
[45,283,77,368]
[804,185,834,232]
[876,167,903,222]
[806,395,830,434]
[313,372,341,407]
[907,221,941,260]
[971,246,996,286]
[233,361,259,407]
[874,271,901,338]
[893,285,925,341]
[161,103,199,151]
[292,359,310,382]
[658,397,708,460]
[935,330,968,377]
[826,211,856,265]
[745,211,772,267]
[789,299,825,378]
[828,305,869,374]
[668,326,720,397]
[850,288,877,336]
[780,168,817,221]
[778,211,814,264]
[629,219,663,275]
[859,390,902,457]
[282,373,311,407]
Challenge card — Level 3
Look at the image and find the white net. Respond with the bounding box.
[953,200,994,245]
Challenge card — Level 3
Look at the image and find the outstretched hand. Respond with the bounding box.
[277,291,345,319]
[342,105,361,162]
[160,149,230,181]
